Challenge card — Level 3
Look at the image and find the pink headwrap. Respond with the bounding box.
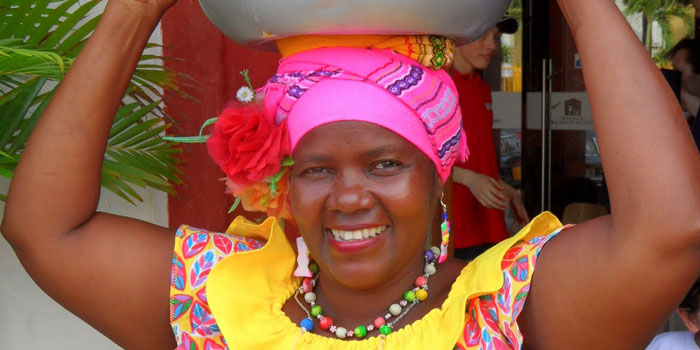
[206,40,468,219]
[262,47,468,181]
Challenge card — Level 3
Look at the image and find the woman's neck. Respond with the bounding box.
[308,254,469,331]
[313,251,426,326]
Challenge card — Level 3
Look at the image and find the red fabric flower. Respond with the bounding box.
[207,104,289,185]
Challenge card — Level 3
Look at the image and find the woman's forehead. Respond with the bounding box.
[292,121,419,159]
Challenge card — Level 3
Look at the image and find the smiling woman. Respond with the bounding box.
[2,0,700,349]
[289,122,443,293]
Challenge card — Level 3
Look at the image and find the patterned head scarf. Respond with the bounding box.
[206,35,468,219]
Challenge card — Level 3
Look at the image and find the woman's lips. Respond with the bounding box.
[327,226,389,253]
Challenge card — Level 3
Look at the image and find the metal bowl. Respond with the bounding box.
[199,0,512,50]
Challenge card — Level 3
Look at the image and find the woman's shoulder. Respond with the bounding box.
[169,221,271,348]
[454,213,568,349]
[175,224,266,256]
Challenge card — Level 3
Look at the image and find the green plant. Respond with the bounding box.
[622,0,695,61]
[0,0,182,203]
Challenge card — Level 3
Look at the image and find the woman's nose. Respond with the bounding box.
[327,171,374,213]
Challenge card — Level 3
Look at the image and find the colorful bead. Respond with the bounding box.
[311,305,323,317]
[336,327,348,339]
[389,304,402,316]
[304,292,317,303]
[309,262,319,275]
[354,325,368,338]
[320,317,333,330]
[403,290,416,302]
[302,278,314,293]
[416,289,428,301]
[425,263,436,276]
[300,318,314,331]
[430,246,441,257]
[295,258,438,339]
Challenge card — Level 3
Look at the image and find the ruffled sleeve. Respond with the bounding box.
[169,224,266,350]
[455,223,569,350]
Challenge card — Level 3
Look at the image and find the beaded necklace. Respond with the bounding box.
[293,246,441,340]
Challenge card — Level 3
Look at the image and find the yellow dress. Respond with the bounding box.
[169,213,564,350]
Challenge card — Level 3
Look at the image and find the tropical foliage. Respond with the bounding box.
[621,0,695,61]
[0,0,182,203]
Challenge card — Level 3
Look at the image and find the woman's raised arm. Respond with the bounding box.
[519,1,700,349]
[2,1,178,348]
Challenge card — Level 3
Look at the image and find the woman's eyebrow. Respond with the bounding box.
[363,145,402,158]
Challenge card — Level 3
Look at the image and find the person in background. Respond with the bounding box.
[647,278,700,350]
[670,38,700,151]
[451,17,530,261]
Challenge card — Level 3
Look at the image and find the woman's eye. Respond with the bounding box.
[301,167,331,176]
[372,160,403,172]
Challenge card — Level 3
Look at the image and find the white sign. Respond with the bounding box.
[550,92,593,131]
[491,92,522,129]
[525,92,593,131]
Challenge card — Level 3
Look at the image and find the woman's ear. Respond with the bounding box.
[678,308,700,333]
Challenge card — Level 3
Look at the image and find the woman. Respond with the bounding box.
[2,0,700,350]
[451,18,530,261]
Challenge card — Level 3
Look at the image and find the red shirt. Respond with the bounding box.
[451,71,509,248]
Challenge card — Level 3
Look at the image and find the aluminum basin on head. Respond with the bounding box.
[198,0,512,50]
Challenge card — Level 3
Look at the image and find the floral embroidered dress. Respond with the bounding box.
[170,212,565,350]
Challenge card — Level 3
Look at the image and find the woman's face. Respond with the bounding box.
[457,27,502,72]
[289,121,441,291]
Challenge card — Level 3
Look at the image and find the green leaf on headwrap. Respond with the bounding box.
[228,197,241,214]
[199,117,218,136]
[241,69,253,90]
[281,156,295,167]
[267,156,294,198]
[162,135,210,143]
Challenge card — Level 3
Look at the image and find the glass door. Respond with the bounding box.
[521,0,609,222]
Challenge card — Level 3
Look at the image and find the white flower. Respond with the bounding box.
[236,86,255,103]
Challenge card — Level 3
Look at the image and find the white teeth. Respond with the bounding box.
[330,226,387,242]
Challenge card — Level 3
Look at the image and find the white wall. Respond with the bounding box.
[0,178,168,350]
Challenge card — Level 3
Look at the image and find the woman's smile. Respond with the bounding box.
[327,225,389,253]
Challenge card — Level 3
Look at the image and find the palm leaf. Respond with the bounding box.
[0,0,186,203]
[101,103,183,203]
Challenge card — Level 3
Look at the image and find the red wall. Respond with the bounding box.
[161,0,282,232]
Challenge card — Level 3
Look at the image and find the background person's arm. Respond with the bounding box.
[453,167,509,210]
[519,1,700,349]
[1,0,179,348]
